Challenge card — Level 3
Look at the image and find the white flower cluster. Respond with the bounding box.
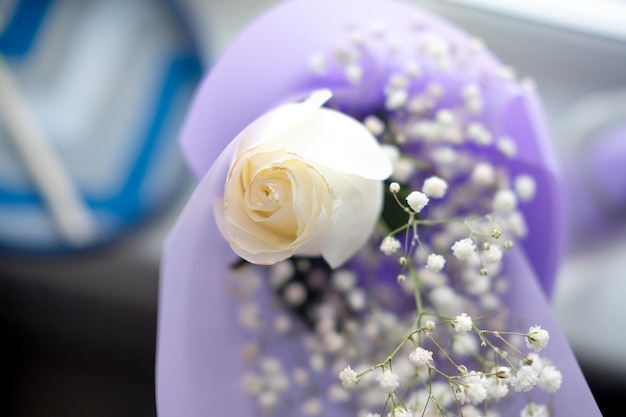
[229,15,561,417]
[408,347,433,367]
[339,365,358,389]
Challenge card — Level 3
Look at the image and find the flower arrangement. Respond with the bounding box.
[156,1,602,416]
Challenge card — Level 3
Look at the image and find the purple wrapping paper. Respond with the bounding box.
[156,0,601,415]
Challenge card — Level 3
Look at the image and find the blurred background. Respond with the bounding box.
[1,0,625,415]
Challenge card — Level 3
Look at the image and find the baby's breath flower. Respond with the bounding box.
[406,191,430,213]
[520,402,550,417]
[451,313,473,333]
[526,325,550,352]
[451,238,476,260]
[463,372,488,404]
[422,176,448,198]
[538,365,562,393]
[339,365,359,388]
[515,174,537,201]
[376,369,400,393]
[482,245,502,264]
[409,347,433,367]
[524,353,544,373]
[511,365,539,392]
[425,253,446,272]
[492,189,518,212]
[471,162,496,186]
[364,115,385,136]
[389,181,401,194]
[425,320,436,332]
[495,366,511,382]
[392,157,416,182]
[497,136,517,158]
[380,236,402,255]
[487,377,509,399]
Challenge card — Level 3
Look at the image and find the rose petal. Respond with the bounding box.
[254,106,392,180]
[318,168,384,267]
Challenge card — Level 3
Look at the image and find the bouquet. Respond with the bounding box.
[156,1,602,416]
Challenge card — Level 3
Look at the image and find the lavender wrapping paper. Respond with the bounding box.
[156,0,601,415]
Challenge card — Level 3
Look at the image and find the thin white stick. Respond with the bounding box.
[0,59,97,247]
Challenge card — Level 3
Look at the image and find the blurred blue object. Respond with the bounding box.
[0,0,202,253]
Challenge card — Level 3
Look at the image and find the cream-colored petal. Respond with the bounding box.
[256,107,392,180]
[318,169,384,268]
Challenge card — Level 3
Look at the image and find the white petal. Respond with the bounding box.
[318,169,384,267]
[256,107,392,180]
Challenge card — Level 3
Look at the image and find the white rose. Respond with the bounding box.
[215,90,392,267]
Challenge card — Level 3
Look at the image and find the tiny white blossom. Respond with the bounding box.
[492,189,518,212]
[266,372,289,393]
[452,384,468,404]
[451,238,476,260]
[505,210,528,238]
[520,402,550,417]
[380,236,402,255]
[495,366,511,382]
[482,245,502,265]
[376,370,400,393]
[526,326,550,352]
[339,365,358,389]
[345,63,363,84]
[331,269,357,292]
[409,347,433,367]
[431,146,457,166]
[464,376,488,404]
[364,115,385,136]
[511,365,539,392]
[389,182,401,194]
[471,162,496,186]
[467,122,492,145]
[515,174,537,201]
[524,353,544,373]
[538,366,562,393]
[386,89,409,110]
[451,313,473,333]
[284,282,307,306]
[426,253,446,272]
[422,176,448,198]
[406,191,429,213]
[487,377,509,400]
[392,157,416,182]
[347,288,367,311]
[497,136,517,158]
